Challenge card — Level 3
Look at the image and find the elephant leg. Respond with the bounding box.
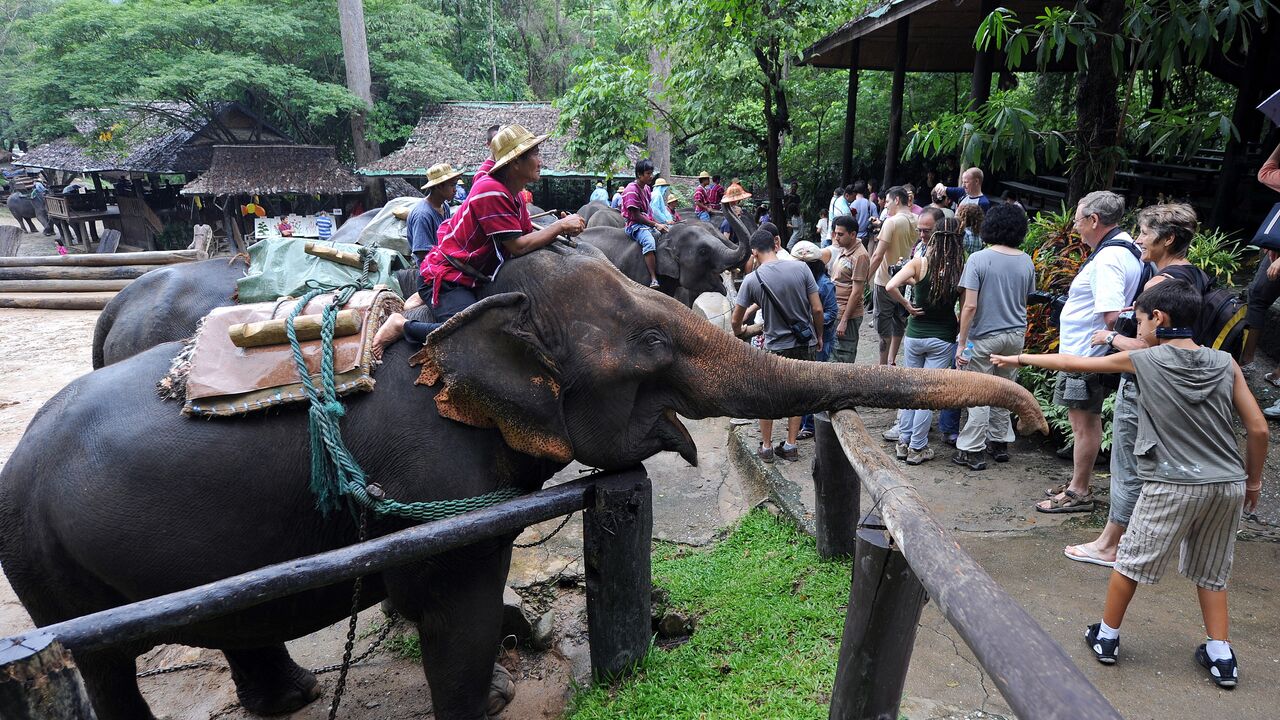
[223,644,322,716]
[78,648,159,720]
[416,544,513,720]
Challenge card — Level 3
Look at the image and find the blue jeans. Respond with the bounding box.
[625,224,656,254]
[897,336,956,449]
[697,211,711,222]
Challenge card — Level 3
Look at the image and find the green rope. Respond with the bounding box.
[285,247,523,521]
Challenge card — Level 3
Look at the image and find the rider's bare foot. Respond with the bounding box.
[371,313,407,361]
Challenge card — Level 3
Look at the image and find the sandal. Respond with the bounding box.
[649,279,661,289]
[796,428,815,440]
[1044,482,1068,498]
[1265,372,1280,388]
[1036,489,1095,514]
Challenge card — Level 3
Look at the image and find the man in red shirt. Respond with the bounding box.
[372,125,585,356]
[621,159,669,288]
[693,171,713,221]
[708,175,725,212]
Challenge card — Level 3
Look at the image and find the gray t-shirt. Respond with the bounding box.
[1131,344,1245,484]
[736,259,819,351]
[958,248,1036,338]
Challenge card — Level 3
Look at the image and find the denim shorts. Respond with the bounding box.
[626,224,657,254]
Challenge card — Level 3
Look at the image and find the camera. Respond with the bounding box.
[1114,310,1137,338]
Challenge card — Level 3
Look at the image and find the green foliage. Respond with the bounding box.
[555,58,651,174]
[904,90,1069,177]
[1188,228,1246,284]
[568,510,851,719]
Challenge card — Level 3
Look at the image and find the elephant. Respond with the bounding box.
[576,201,612,223]
[577,213,751,307]
[586,206,625,228]
[7,191,52,235]
[326,207,380,245]
[0,237,1048,720]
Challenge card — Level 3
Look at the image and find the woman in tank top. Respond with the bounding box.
[884,217,965,465]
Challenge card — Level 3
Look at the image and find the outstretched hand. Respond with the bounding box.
[990,354,1021,369]
[557,214,586,236]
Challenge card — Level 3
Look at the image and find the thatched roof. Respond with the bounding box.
[360,101,638,178]
[180,145,364,196]
[15,102,291,174]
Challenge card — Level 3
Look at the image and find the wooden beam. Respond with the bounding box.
[882,18,910,191]
[830,410,1122,720]
[0,293,116,310]
[841,40,861,187]
[0,266,156,281]
[0,250,198,268]
[0,280,131,293]
[970,0,997,105]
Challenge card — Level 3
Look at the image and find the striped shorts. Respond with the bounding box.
[1115,480,1245,591]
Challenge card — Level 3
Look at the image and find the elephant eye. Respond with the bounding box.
[639,328,666,347]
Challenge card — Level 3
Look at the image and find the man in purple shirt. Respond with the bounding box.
[621,159,669,288]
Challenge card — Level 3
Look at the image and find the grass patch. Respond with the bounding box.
[567,510,853,719]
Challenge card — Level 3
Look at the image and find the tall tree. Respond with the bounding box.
[337,0,383,201]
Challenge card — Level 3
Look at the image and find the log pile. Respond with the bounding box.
[0,250,201,310]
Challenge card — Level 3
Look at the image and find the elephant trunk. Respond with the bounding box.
[671,326,1049,434]
[717,210,753,270]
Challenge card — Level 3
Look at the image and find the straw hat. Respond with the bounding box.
[489,125,548,172]
[697,171,711,180]
[654,177,670,187]
[721,182,751,204]
[421,163,463,190]
[668,192,683,205]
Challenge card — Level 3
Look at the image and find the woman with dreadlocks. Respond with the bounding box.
[884,216,965,465]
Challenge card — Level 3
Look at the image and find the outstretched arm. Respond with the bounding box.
[991,351,1135,375]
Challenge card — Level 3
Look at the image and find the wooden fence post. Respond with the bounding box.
[813,414,859,558]
[0,633,97,719]
[829,517,928,720]
[583,468,653,680]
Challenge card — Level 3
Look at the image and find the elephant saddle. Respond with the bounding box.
[158,287,403,417]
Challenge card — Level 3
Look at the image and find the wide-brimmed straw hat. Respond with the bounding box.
[489,125,548,172]
[421,163,463,191]
[655,178,670,187]
[697,171,711,180]
[721,182,751,204]
[668,192,683,205]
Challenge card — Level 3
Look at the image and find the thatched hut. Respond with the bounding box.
[181,145,364,251]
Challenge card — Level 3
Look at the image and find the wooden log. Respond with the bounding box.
[305,242,376,270]
[228,310,362,348]
[0,265,154,281]
[583,468,652,680]
[829,517,927,720]
[0,250,199,268]
[26,472,633,653]
[830,410,1122,720]
[0,294,116,310]
[0,280,131,293]
[0,633,97,719]
[812,414,859,559]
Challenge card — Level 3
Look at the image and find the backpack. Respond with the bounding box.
[1150,264,1248,358]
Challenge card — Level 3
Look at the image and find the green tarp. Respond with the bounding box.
[236,237,410,304]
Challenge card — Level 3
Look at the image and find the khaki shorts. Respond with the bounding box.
[874,285,907,339]
[1052,371,1107,414]
[1115,480,1245,591]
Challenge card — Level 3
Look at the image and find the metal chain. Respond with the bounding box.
[327,507,369,720]
[513,511,576,548]
[311,615,397,675]
[136,661,216,678]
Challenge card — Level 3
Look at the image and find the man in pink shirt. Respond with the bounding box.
[621,159,669,288]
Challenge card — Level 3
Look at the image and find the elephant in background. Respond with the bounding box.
[586,206,624,228]
[7,192,52,235]
[2,237,1049,720]
[576,201,612,223]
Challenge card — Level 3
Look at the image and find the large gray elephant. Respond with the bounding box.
[576,201,612,223]
[1,238,1049,720]
[577,215,750,307]
[7,191,52,235]
[586,206,624,228]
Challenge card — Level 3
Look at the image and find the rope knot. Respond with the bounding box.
[323,400,346,418]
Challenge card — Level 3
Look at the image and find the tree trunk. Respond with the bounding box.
[647,46,672,175]
[1066,0,1123,206]
[883,18,909,192]
[754,38,789,225]
[337,0,384,206]
[841,40,860,187]
[487,0,499,94]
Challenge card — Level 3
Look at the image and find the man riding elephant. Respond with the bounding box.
[621,159,668,288]
[7,178,53,236]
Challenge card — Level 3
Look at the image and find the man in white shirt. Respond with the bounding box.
[1040,191,1144,514]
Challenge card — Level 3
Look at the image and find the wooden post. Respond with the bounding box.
[829,517,927,720]
[812,414,859,558]
[840,40,861,187]
[0,633,97,719]
[582,468,652,680]
[1209,34,1269,229]
[882,18,909,191]
[969,0,997,106]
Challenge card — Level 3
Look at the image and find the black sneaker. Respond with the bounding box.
[987,441,1010,463]
[774,442,800,462]
[951,449,987,471]
[1195,643,1238,688]
[1084,624,1119,664]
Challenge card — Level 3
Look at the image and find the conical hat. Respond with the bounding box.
[721,182,751,204]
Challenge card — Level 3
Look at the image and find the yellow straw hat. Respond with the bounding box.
[697,171,711,180]
[489,125,549,172]
[420,163,463,191]
[654,177,670,187]
[668,192,683,204]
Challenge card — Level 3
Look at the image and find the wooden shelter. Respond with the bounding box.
[181,145,364,252]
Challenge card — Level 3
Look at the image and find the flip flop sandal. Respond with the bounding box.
[1044,482,1068,498]
[1064,544,1116,568]
[1036,489,1095,514]
[1265,372,1280,388]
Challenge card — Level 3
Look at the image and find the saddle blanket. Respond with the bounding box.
[159,288,403,417]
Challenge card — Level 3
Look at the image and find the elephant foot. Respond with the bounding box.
[487,662,516,717]
[42,230,54,236]
[225,645,322,716]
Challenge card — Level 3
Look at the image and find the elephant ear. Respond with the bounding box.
[410,292,572,462]
[655,233,680,279]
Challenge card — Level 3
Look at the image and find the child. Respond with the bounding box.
[992,279,1266,688]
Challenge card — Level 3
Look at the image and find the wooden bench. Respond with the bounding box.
[1001,180,1065,212]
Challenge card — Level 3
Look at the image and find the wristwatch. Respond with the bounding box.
[1105,331,1118,349]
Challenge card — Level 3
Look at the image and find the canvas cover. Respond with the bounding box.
[161,287,403,417]
[355,196,419,258]
[236,237,408,304]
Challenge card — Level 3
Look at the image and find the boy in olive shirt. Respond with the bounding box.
[993,280,1266,688]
